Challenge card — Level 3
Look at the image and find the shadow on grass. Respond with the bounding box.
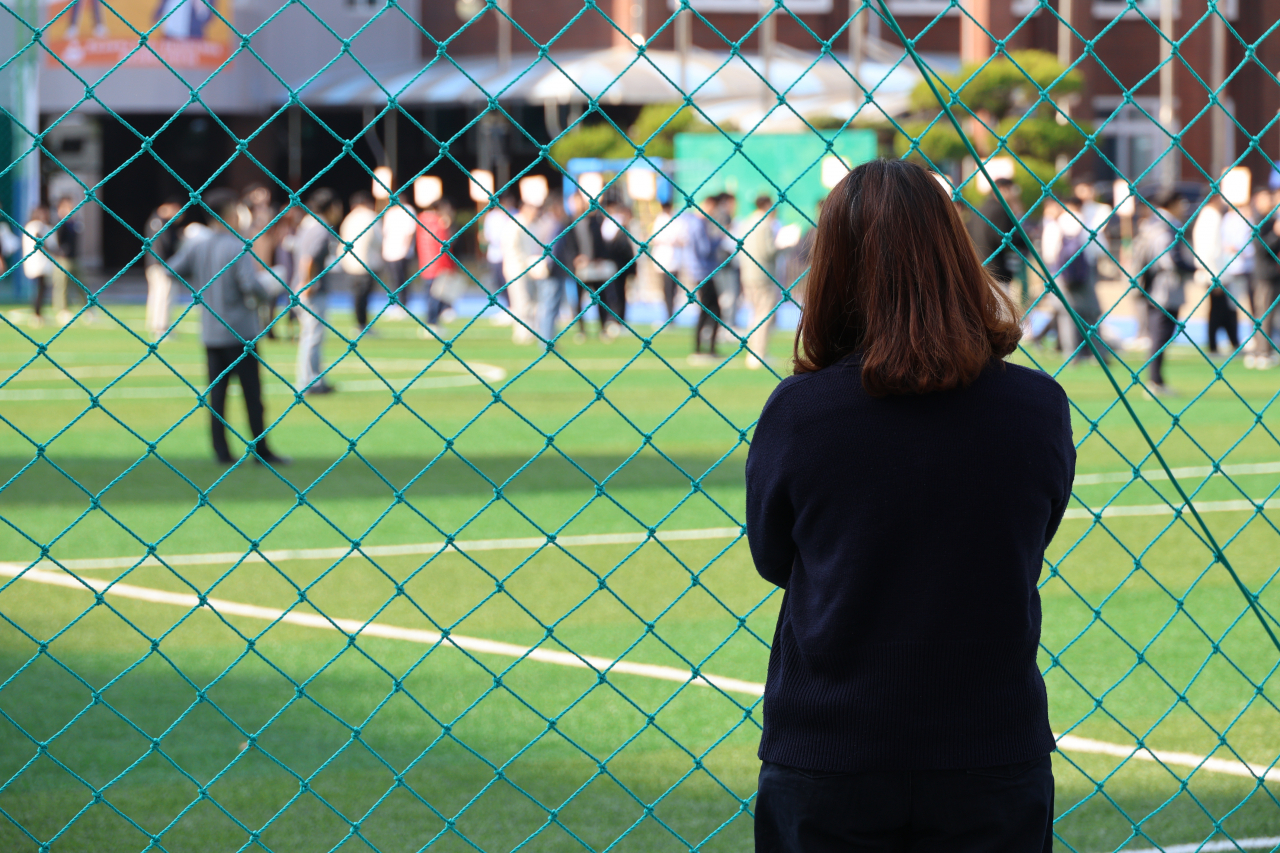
[0,451,748,506]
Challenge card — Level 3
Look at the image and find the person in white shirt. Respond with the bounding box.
[1192,194,1237,356]
[1041,197,1106,363]
[502,197,550,344]
[22,206,55,327]
[380,195,417,316]
[339,191,383,334]
[482,192,518,319]
[650,200,686,324]
[1218,196,1255,359]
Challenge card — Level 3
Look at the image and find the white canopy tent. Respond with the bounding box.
[292,41,923,127]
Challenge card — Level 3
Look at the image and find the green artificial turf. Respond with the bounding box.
[1,306,1278,851]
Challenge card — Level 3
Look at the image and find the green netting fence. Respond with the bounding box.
[2,0,1280,850]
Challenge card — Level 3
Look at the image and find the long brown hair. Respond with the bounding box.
[793,158,1021,395]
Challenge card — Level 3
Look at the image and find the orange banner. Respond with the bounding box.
[44,0,234,68]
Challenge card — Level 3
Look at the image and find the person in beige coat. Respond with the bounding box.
[739,195,780,369]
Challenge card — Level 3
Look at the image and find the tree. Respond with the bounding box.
[549,103,706,164]
[894,50,1091,206]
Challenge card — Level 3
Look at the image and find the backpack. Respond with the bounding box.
[1057,228,1090,291]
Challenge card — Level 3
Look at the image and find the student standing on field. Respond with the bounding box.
[739,194,779,369]
[1134,190,1195,394]
[1248,190,1280,369]
[339,191,382,334]
[1192,194,1238,357]
[23,206,55,327]
[144,198,183,341]
[380,192,417,315]
[294,188,343,395]
[51,196,85,325]
[166,189,287,466]
[747,159,1070,853]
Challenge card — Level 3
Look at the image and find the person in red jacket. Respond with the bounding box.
[415,199,461,332]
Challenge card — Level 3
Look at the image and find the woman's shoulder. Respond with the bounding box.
[986,362,1072,426]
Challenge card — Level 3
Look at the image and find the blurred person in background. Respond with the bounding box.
[381,193,417,316]
[748,160,1065,852]
[166,188,286,466]
[1044,196,1107,365]
[268,204,303,340]
[739,194,779,369]
[1032,199,1066,353]
[598,198,635,339]
[540,193,574,344]
[1192,193,1237,358]
[503,192,550,344]
[569,193,615,343]
[51,196,87,325]
[294,189,343,395]
[715,191,742,330]
[1135,190,1195,394]
[144,198,183,341]
[482,190,518,319]
[1248,189,1280,369]
[22,205,54,328]
[687,195,724,358]
[969,177,1028,292]
[416,198,462,334]
[650,199,686,325]
[1219,193,1254,362]
[339,191,382,335]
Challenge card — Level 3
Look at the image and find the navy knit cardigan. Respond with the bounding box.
[745,355,1075,771]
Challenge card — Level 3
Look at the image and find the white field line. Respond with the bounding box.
[1074,461,1280,486]
[0,562,1275,784]
[20,527,745,572]
[0,562,765,697]
[1055,734,1280,784]
[16,490,1279,576]
[1063,498,1280,521]
[1117,837,1280,853]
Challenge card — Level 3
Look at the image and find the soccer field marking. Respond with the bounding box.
[0,561,766,698]
[23,493,1279,576]
[1054,733,1280,784]
[1074,461,1280,486]
[0,561,1276,785]
[1114,836,1280,853]
[1062,498,1279,521]
[23,527,746,572]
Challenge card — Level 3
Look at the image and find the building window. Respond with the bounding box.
[878,1,1039,19]
[1094,98,1178,185]
[666,0,833,12]
[883,0,955,14]
[1092,1,1235,20]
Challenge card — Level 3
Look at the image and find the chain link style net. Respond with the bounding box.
[1,0,1279,850]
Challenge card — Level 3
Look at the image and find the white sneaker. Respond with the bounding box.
[1244,355,1259,369]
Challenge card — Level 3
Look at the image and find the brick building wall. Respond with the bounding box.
[421,0,1280,187]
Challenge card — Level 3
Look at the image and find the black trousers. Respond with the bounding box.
[694,276,722,354]
[30,275,49,317]
[600,277,627,333]
[662,272,681,321]
[574,279,625,335]
[1148,304,1180,386]
[206,344,269,462]
[352,273,377,330]
[1206,287,1239,353]
[755,756,1054,853]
